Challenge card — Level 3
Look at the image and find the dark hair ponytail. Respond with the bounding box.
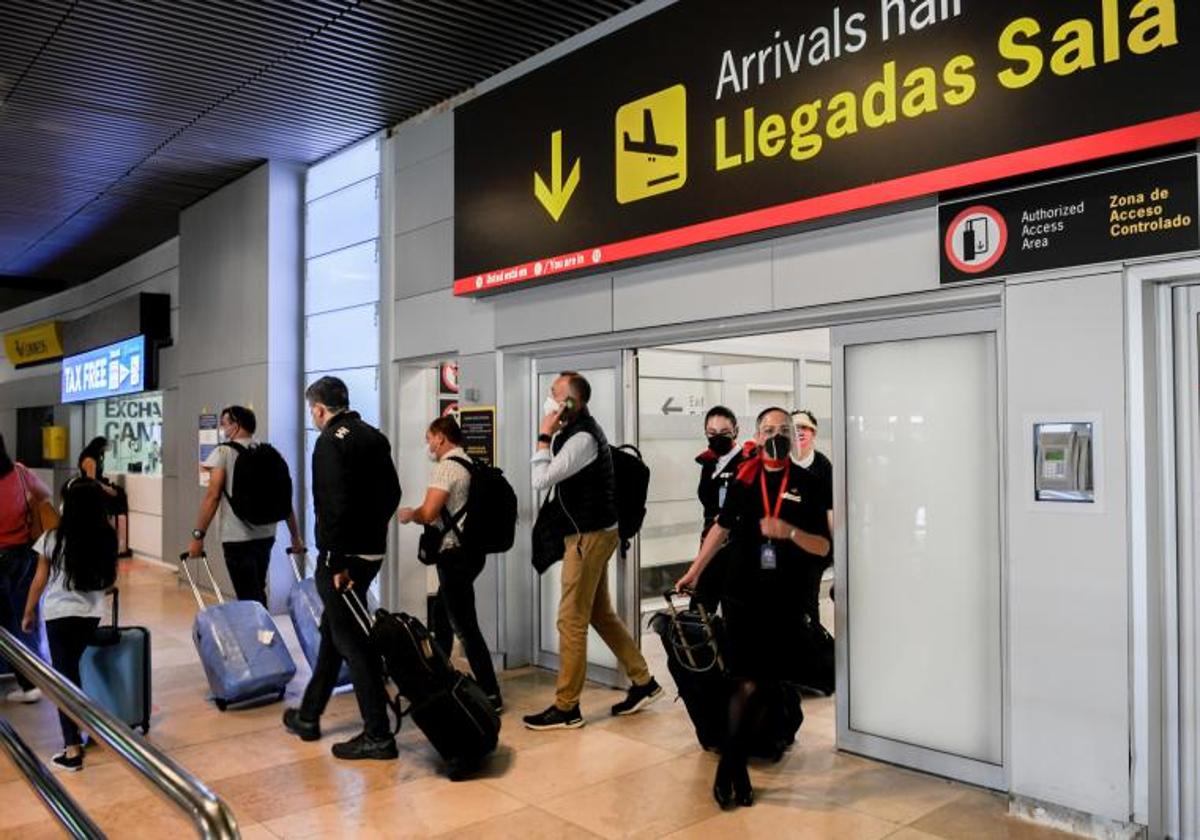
[50,479,117,592]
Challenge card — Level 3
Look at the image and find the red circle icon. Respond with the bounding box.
[945,205,1008,274]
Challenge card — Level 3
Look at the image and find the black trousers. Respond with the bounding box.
[299,555,391,740]
[46,616,101,747]
[799,557,830,625]
[0,546,40,690]
[691,543,732,615]
[432,547,500,699]
[222,538,275,607]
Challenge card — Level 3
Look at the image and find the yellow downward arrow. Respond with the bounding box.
[533,129,581,222]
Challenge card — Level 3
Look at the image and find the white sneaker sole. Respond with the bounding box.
[614,686,664,716]
[523,718,585,731]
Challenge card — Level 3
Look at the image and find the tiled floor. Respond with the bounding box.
[0,561,1081,839]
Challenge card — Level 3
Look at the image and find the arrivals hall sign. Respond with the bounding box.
[454,0,1200,295]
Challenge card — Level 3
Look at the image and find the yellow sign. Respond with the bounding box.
[615,84,688,204]
[533,129,581,222]
[3,321,63,367]
[42,426,68,461]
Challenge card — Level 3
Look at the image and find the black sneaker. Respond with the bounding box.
[282,708,321,742]
[487,694,504,714]
[611,678,663,716]
[522,704,584,731]
[331,731,398,761]
[51,751,83,772]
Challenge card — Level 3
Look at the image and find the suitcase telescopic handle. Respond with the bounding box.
[178,551,225,609]
[341,587,374,637]
[286,546,307,583]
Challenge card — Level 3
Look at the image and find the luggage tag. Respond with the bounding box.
[258,629,276,646]
[760,542,777,571]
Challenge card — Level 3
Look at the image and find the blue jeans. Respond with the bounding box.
[0,546,41,690]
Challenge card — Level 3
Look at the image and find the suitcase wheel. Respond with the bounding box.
[215,699,228,712]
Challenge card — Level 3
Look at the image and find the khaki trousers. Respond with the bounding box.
[555,528,651,710]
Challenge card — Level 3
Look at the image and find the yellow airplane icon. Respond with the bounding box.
[615,85,687,204]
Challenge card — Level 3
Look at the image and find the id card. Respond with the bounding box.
[717,486,728,509]
[760,542,777,571]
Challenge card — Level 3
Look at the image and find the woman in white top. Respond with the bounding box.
[22,478,118,771]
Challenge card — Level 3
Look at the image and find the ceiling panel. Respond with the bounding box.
[0,0,641,288]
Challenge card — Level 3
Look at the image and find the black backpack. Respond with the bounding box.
[221,441,293,525]
[611,444,650,556]
[441,456,518,555]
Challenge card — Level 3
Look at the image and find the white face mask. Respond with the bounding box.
[426,447,439,463]
[542,396,562,417]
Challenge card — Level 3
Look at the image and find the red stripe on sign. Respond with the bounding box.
[454,111,1200,296]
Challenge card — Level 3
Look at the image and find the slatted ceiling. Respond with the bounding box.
[0,0,642,287]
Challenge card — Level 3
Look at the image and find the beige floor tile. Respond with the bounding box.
[485,728,675,803]
[664,799,900,840]
[911,790,1080,840]
[435,805,605,839]
[539,750,721,839]
[213,753,426,824]
[801,765,964,824]
[239,823,282,839]
[883,829,948,840]
[263,775,525,839]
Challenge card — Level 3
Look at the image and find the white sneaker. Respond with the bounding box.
[6,687,42,703]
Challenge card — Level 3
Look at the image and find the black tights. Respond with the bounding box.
[724,679,769,766]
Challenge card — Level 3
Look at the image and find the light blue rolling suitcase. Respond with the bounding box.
[286,550,376,687]
[80,588,152,732]
[180,553,296,711]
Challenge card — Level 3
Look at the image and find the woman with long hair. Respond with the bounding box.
[22,478,118,771]
[78,437,130,557]
[0,433,52,703]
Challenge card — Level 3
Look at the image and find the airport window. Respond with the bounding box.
[303,135,382,549]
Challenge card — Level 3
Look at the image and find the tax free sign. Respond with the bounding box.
[61,335,147,404]
[454,0,1200,295]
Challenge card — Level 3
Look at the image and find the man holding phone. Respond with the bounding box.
[524,372,661,731]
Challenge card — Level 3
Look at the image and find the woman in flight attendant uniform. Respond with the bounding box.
[677,407,831,809]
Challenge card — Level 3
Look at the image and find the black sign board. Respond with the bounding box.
[459,406,497,467]
[940,155,1199,282]
[454,0,1200,295]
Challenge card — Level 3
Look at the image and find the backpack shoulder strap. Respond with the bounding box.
[219,441,247,455]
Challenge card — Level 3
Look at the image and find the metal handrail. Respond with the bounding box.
[0,718,103,839]
[0,628,239,839]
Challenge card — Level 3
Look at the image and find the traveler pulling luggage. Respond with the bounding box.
[342,589,499,780]
[286,548,376,687]
[80,588,151,732]
[180,552,296,710]
[650,589,802,762]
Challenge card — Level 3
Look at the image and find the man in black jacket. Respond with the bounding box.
[283,376,402,760]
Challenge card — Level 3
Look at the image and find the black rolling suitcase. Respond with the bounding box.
[343,592,499,778]
[649,590,802,761]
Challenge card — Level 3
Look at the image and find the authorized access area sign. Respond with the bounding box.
[940,155,1199,282]
[454,0,1200,296]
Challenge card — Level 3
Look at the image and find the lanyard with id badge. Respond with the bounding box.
[759,461,790,571]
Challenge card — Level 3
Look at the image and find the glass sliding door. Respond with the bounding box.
[833,309,1005,789]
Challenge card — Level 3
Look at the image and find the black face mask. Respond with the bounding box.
[707,434,734,456]
[763,434,792,462]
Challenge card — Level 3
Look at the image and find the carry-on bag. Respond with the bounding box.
[180,552,296,710]
[342,591,499,777]
[80,588,152,732]
[648,589,729,751]
[285,549,377,687]
[649,589,801,761]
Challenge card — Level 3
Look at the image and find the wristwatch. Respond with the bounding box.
[537,433,553,445]
[787,528,797,543]
[191,528,206,540]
